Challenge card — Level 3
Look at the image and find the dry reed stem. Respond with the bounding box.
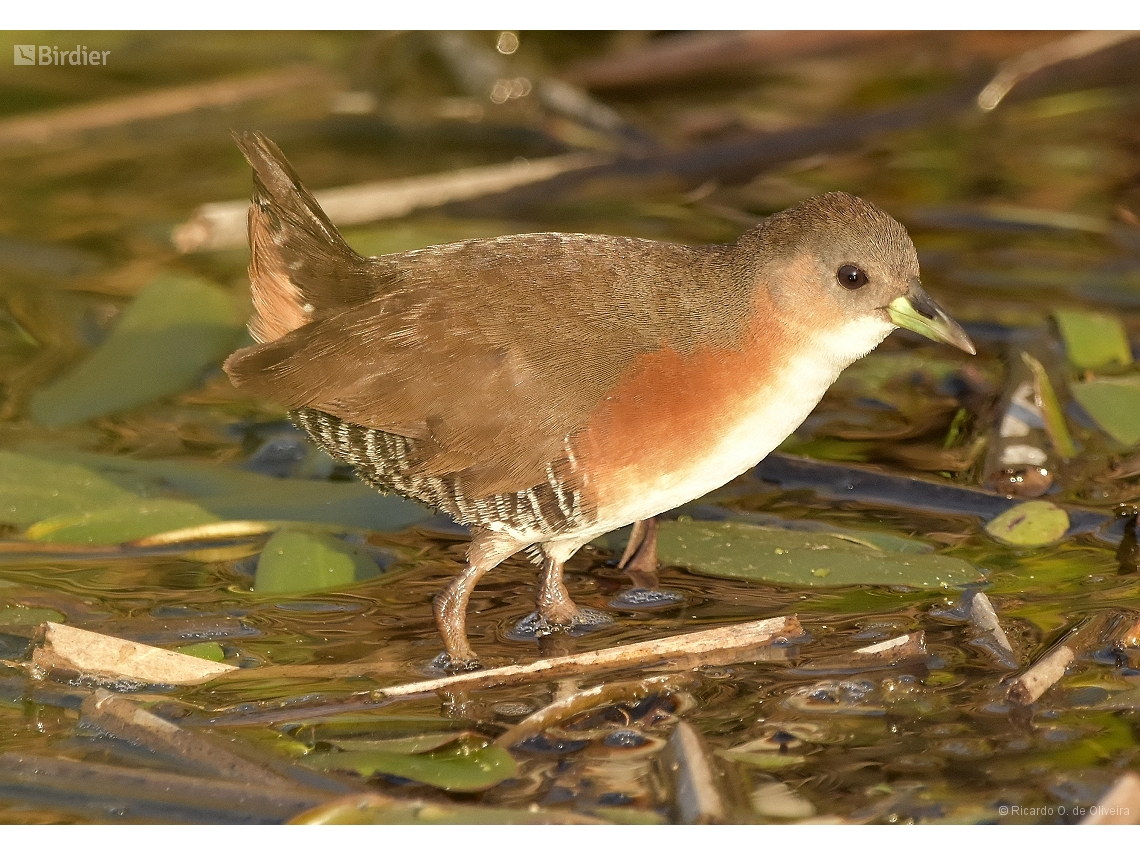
[369,615,800,699]
[173,151,611,253]
[978,31,1140,111]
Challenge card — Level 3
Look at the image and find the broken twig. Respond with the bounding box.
[33,622,238,686]
[1006,645,1074,705]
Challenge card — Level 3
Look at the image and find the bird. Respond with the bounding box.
[223,131,976,669]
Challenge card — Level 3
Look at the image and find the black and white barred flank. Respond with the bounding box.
[291,407,591,537]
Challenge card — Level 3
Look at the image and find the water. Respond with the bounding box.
[1,31,1139,823]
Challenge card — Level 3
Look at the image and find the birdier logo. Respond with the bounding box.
[13,45,111,66]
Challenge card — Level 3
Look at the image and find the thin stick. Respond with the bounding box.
[173,151,611,253]
[0,65,333,147]
[370,616,800,699]
[1006,645,1074,705]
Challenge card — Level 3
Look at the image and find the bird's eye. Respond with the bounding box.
[837,264,868,290]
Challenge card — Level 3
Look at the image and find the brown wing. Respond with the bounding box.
[227,233,753,496]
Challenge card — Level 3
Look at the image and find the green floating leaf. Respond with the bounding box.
[1,447,432,543]
[657,521,980,589]
[1053,309,1133,370]
[984,500,1071,547]
[0,604,65,626]
[0,451,134,529]
[1071,377,1140,447]
[255,529,381,594]
[26,498,219,545]
[30,275,245,427]
[304,738,517,792]
[175,641,226,662]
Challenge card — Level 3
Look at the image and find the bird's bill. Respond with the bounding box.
[888,282,976,355]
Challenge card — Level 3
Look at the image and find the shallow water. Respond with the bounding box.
[1,31,1140,824]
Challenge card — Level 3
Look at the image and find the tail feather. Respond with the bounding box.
[230,131,384,343]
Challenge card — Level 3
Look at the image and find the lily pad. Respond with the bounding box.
[984,500,1071,547]
[175,641,226,662]
[1053,309,1132,370]
[1,447,432,544]
[656,521,980,589]
[254,530,382,594]
[304,737,517,792]
[26,498,220,545]
[0,604,66,626]
[29,275,245,426]
[1071,377,1140,447]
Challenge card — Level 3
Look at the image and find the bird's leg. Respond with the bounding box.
[432,562,490,669]
[433,530,529,670]
[536,551,581,626]
[617,516,660,589]
[529,539,613,635]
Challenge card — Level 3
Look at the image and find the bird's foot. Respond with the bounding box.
[608,586,686,610]
[508,607,614,641]
[430,651,483,672]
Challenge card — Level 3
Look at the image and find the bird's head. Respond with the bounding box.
[744,191,975,359]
